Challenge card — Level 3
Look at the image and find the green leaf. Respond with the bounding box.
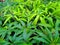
[3,14,12,26]
[33,15,39,25]
[33,37,48,43]
[29,14,36,22]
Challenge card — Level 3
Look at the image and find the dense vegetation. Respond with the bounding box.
[0,0,60,45]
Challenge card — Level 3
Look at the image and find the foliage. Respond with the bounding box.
[0,0,60,45]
